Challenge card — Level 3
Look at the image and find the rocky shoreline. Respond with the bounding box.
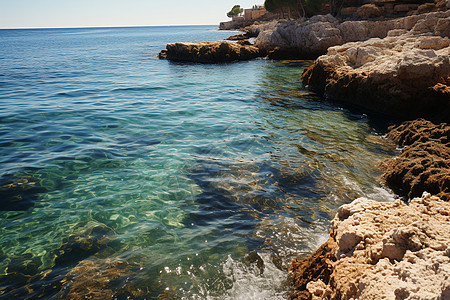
[157,7,450,299]
[301,11,450,118]
[290,119,450,299]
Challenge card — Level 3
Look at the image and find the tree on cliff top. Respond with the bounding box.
[227,5,244,18]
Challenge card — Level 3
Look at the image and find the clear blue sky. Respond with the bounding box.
[0,0,263,28]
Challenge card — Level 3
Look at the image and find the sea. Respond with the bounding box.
[0,25,398,299]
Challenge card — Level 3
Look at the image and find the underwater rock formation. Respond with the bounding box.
[0,175,46,211]
[54,221,116,265]
[158,41,261,63]
[57,257,134,300]
[290,193,450,299]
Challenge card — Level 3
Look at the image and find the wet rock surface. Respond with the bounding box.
[158,41,261,63]
[290,237,337,300]
[381,119,450,201]
[290,193,450,299]
[301,11,450,118]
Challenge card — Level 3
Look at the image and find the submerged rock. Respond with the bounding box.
[158,41,261,63]
[290,193,450,299]
[57,257,133,300]
[54,221,116,265]
[381,119,450,201]
[0,175,47,211]
[301,11,450,118]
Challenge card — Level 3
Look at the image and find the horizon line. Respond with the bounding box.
[0,23,222,30]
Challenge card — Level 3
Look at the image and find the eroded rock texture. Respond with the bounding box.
[382,119,450,201]
[301,11,450,118]
[290,193,450,300]
[255,10,450,59]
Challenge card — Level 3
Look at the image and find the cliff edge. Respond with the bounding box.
[301,11,450,118]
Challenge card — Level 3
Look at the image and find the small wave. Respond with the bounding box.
[52,89,99,98]
[110,86,167,93]
[212,253,288,300]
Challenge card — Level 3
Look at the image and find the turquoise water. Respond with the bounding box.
[0,26,397,299]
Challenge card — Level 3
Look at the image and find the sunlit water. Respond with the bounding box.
[0,26,398,299]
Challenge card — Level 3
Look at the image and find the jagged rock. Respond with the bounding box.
[158,41,260,63]
[301,12,450,118]
[254,11,450,59]
[291,193,450,299]
[290,238,337,300]
[380,119,450,201]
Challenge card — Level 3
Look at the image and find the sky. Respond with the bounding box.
[0,0,264,29]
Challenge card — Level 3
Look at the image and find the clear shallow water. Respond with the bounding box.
[0,26,397,299]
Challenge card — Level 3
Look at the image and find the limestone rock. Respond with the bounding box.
[159,41,260,63]
[301,11,450,118]
[255,11,450,59]
[290,193,450,299]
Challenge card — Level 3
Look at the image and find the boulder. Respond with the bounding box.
[158,41,261,63]
[290,193,450,299]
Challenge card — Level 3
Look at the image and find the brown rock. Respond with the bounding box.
[381,119,450,201]
[158,41,260,63]
[356,4,383,19]
[225,33,250,41]
[341,7,358,17]
[290,237,337,299]
[58,257,133,300]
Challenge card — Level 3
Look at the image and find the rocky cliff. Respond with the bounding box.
[300,11,450,118]
[255,10,450,60]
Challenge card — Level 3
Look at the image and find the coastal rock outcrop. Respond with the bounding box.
[301,11,450,118]
[158,41,260,63]
[291,193,450,300]
[255,10,450,59]
[381,119,450,201]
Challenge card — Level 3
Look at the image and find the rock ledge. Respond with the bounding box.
[158,41,260,63]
